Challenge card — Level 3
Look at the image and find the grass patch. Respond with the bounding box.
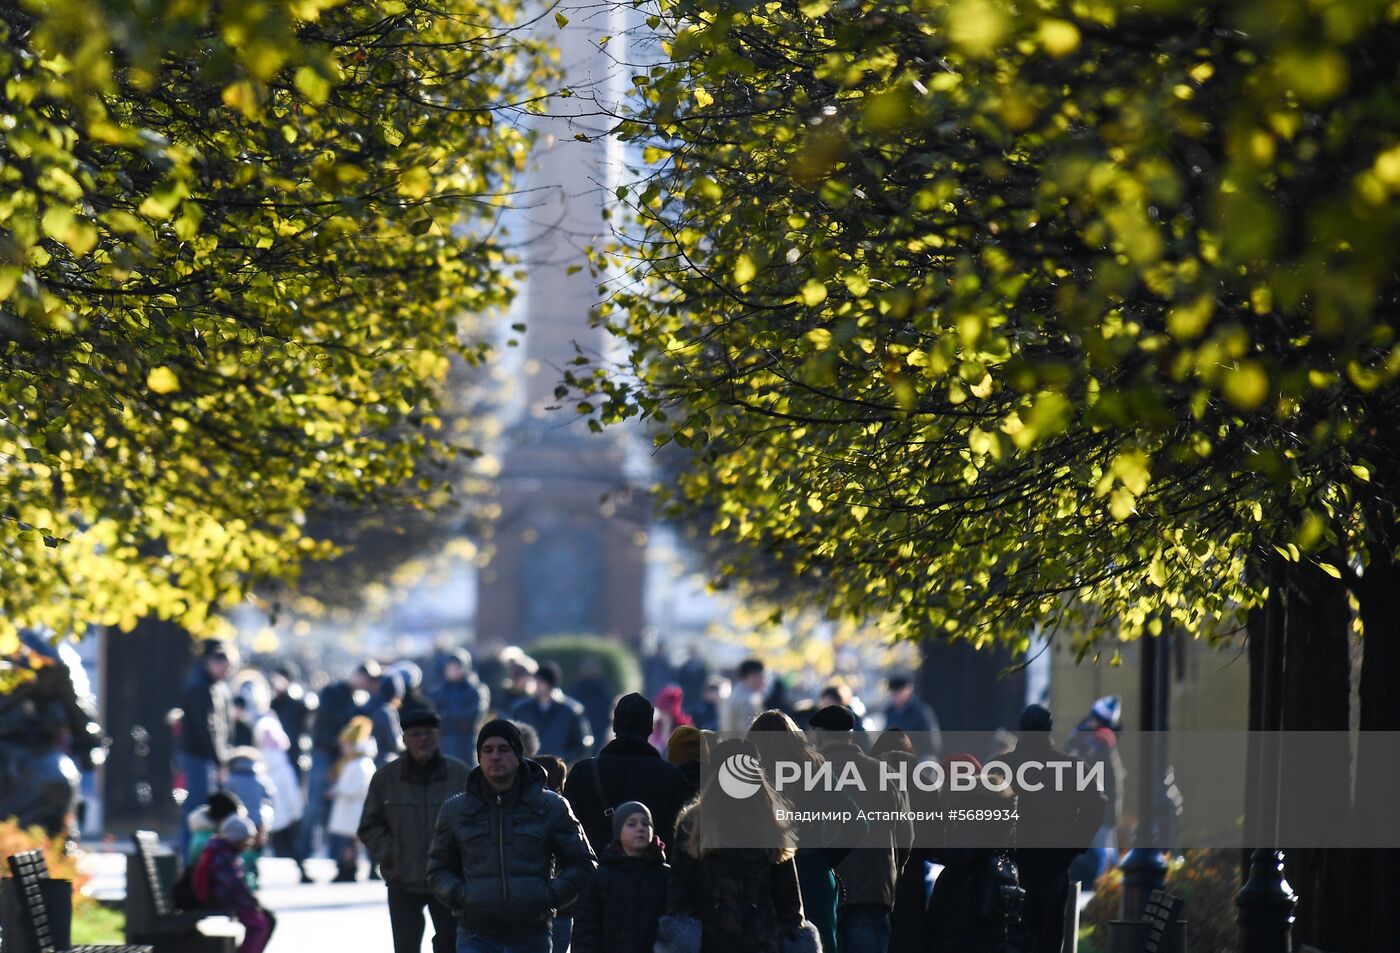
[72,903,125,944]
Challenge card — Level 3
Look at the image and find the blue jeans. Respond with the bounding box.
[178,751,217,859]
[455,928,551,953]
[839,904,891,953]
[297,750,333,860]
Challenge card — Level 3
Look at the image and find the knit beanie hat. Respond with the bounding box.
[611,801,653,842]
[220,815,257,843]
[476,718,524,760]
[1091,695,1122,729]
[612,692,655,739]
[666,725,705,766]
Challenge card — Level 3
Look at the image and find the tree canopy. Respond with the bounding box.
[584,0,1400,655]
[1,0,551,649]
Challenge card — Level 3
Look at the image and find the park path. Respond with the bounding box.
[80,851,434,952]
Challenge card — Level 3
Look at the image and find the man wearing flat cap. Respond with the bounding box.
[428,719,596,953]
[359,701,471,953]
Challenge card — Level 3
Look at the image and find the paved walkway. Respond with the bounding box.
[81,852,441,952]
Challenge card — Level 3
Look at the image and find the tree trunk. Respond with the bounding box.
[1348,548,1400,952]
[1279,559,1351,952]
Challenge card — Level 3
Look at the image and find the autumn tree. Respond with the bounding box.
[582,0,1400,942]
[0,0,553,647]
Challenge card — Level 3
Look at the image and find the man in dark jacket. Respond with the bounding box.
[268,663,314,780]
[298,660,380,864]
[1006,705,1107,953]
[178,640,235,857]
[883,674,942,757]
[427,719,596,953]
[812,705,913,953]
[428,649,489,768]
[562,693,690,852]
[509,662,593,766]
[360,704,472,953]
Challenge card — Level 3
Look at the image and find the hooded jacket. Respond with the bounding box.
[426,759,596,941]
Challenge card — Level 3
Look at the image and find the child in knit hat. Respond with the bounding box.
[194,815,277,953]
[572,801,670,953]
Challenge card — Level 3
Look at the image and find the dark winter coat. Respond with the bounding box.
[311,680,363,756]
[358,751,472,895]
[1002,737,1105,953]
[426,760,596,942]
[883,698,942,756]
[510,693,593,765]
[563,734,691,852]
[368,700,404,767]
[271,687,313,776]
[428,678,489,767]
[924,788,1022,953]
[179,667,233,766]
[572,840,670,953]
[665,805,805,953]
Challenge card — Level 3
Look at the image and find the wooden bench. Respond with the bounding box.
[1143,889,1186,953]
[124,832,237,953]
[3,850,152,953]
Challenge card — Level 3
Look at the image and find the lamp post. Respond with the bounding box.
[1120,629,1169,921]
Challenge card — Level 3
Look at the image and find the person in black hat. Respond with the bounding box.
[359,702,471,953]
[509,661,593,765]
[178,639,238,857]
[427,719,596,952]
[1003,705,1106,953]
[563,692,690,853]
[810,705,912,953]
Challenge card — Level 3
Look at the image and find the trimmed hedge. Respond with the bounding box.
[530,634,643,701]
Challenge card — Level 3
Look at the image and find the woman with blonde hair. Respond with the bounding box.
[749,710,862,953]
[657,737,817,953]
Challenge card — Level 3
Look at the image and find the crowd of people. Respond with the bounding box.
[172,639,1124,953]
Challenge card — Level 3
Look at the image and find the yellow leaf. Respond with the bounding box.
[1222,361,1269,410]
[800,280,828,307]
[948,0,1009,58]
[734,254,757,285]
[398,166,432,200]
[693,86,714,108]
[1038,19,1080,57]
[222,80,261,119]
[147,366,180,395]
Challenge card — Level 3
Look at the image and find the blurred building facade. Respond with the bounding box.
[473,5,648,646]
